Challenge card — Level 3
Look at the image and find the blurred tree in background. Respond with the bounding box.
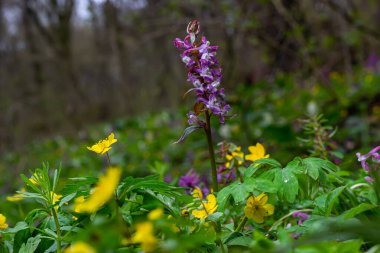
[0,0,380,152]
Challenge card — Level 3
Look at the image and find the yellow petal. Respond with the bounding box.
[192,187,203,199]
[246,196,254,206]
[255,193,268,205]
[204,194,218,214]
[148,208,164,220]
[263,204,274,216]
[192,209,207,219]
[251,209,265,223]
[255,143,265,157]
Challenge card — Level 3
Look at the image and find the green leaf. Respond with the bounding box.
[217,182,249,210]
[342,203,376,220]
[174,125,202,144]
[18,236,41,253]
[59,192,77,207]
[244,178,277,193]
[275,168,299,203]
[285,157,304,174]
[244,158,282,178]
[303,157,338,174]
[314,186,345,216]
[4,222,28,234]
[206,212,224,222]
[226,236,252,247]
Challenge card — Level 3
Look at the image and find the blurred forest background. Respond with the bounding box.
[1,0,380,155]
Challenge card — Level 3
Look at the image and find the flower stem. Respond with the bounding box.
[235,216,248,233]
[51,208,62,253]
[204,110,218,192]
[106,152,112,166]
[267,209,313,235]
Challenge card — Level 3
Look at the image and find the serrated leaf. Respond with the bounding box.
[275,168,298,203]
[282,170,298,203]
[243,178,277,193]
[244,158,282,178]
[4,222,28,234]
[285,157,304,174]
[314,186,345,216]
[217,182,249,210]
[253,179,277,193]
[18,236,41,253]
[206,212,223,222]
[226,236,252,247]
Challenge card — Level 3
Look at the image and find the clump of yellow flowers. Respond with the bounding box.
[225,146,244,167]
[0,214,9,229]
[87,133,117,155]
[63,241,96,253]
[74,166,121,213]
[244,193,274,223]
[245,143,269,163]
[191,187,218,219]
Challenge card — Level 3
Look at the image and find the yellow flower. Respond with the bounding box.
[63,241,96,253]
[245,143,269,163]
[30,173,39,185]
[191,187,218,219]
[244,193,274,223]
[0,214,9,229]
[131,222,157,252]
[51,192,62,205]
[74,167,121,213]
[148,208,164,220]
[225,146,244,167]
[50,192,63,210]
[87,133,117,155]
[6,188,26,202]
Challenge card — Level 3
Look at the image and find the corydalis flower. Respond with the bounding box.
[179,169,200,189]
[217,166,236,185]
[174,20,230,125]
[356,146,380,182]
[292,211,310,225]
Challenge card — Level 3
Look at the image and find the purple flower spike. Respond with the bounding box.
[179,169,200,190]
[357,146,380,182]
[174,20,230,125]
[293,211,310,225]
[217,166,236,185]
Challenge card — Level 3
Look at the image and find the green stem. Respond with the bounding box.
[204,111,218,192]
[267,209,313,235]
[234,165,244,183]
[51,208,61,253]
[204,111,224,252]
[106,152,112,166]
[235,216,248,233]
